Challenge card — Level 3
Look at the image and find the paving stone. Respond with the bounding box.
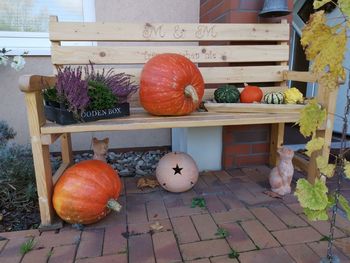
[87,206,126,228]
[227,169,246,177]
[0,229,39,239]
[36,229,81,248]
[128,218,172,234]
[307,241,350,261]
[300,214,346,239]
[282,193,299,204]
[231,187,266,205]
[103,224,127,255]
[48,244,76,263]
[146,199,168,220]
[180,239,231,260]
[128,233,155,263]
[21,247,51,263]
[269,204,308,228]
[204,195,227,213]
[334,237,350,258]
[217,193,245,210]
[152,231,182,263]
[284,243,320,263]
[213,170,233,183]
[0,236,31,263]
[0,239,8,253]
[272,227,322,245]
[167,205,207,218]
[185,258,210,263]
[201,171,223,187]
[239,247,294,263]
[127,203,148,224]
[211,208,254,224]
[249,207,287,231]
[171,216,200,244]
[335,214,350,235]
[163,196,184,208]
[75,254,127,262]
[210,255,239,262]
[76,228,104,259]
[286,203,304,214]
[219,222,256,252]
[240,220,280,249]
[192,214,218,240]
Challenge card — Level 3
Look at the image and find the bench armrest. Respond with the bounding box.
[19,75,56,93]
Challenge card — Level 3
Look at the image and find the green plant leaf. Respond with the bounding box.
[316,156,335,178]
[339,194,350,220]
[304,207,328,221]
[297,99,326,137]
[344,161,350,179]
[339,0,350,18]
[306,137,325,157]
[295,178,328,210]
[313,0,332,9]
[215,228,229,238]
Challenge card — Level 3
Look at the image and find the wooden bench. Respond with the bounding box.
[19,16,338,227]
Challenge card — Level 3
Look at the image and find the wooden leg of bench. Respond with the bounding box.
[31,138,55,226]
[269,123,285,167]
[61,133,73,165]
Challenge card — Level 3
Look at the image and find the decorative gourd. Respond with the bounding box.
[53,160,122,224]
[156,152,199,193]
[214,84,240,103]
[240,83,263,103]
[284,87,304,104]
[140,53,205,116]
[263,92,284,104]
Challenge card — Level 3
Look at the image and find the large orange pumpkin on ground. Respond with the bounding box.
[53,160,122,224]
[140,53,205,116]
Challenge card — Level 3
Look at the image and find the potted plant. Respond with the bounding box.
[43,64,138,125]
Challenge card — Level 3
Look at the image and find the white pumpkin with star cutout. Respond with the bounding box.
[156,152,199,193]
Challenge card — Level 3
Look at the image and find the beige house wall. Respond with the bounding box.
[0,0,199,151]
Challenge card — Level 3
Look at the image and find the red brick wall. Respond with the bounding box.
[200,0,293,169]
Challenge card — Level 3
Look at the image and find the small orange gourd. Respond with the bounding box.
[53,160,122,224]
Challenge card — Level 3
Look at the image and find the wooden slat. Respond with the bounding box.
[19,75,56,93]
[51,45,289,65]
[293,154,309,172]
[104,65,288,84]
[283,70,318,83]
[204,102,305,114]
[49,21,290,42]
[41,133,62,145]
[41,110,300,134]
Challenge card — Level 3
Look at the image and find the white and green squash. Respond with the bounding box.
[214,84,240,103]
[263,92,284,104]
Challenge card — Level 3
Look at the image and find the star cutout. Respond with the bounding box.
[172,164,183,175]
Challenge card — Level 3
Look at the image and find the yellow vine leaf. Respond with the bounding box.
[316,156,335,178]
[301,11,346,90]
[297,99,326,137]
[313,0,332,9]
[305,137,325,157]
[344,161,350,179]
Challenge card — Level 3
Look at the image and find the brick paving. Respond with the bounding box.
[1,166,350,262]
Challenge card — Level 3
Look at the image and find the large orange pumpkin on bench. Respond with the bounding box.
[53,160,122,224]
[140,53,205,116]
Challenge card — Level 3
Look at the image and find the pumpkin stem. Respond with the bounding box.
[184,85,199,104]
[107,199,122,212]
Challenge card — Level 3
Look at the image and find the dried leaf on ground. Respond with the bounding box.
[150,221,163,231]
[137,177,159,189]
[263,190,283,199]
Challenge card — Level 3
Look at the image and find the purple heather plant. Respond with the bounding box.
[56,66,90,114]
[84,63,138,103]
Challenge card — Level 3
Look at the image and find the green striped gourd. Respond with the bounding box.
[263,92,284,104]
[214,84,240,103]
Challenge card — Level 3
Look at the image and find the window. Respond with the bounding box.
[0,0,95,55]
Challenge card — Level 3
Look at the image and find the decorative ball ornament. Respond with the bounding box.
[156,152,199,193]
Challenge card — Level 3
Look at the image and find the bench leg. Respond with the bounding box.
[269,123,285,167]
[61,133,73,165]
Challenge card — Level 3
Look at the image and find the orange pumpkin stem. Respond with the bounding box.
[184,85,199,104]
[107,199,122,212]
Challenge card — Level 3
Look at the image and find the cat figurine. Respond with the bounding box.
[92,137,109,162]
[269,147,294,196]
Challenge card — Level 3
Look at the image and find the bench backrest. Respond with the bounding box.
[49,16,290,107]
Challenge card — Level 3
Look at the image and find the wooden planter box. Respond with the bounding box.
[44,101,130,125]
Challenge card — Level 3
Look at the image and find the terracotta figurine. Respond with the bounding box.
[269,146,294,196]
[92,137,109,162]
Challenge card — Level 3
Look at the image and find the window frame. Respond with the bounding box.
[1,0,95,56]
